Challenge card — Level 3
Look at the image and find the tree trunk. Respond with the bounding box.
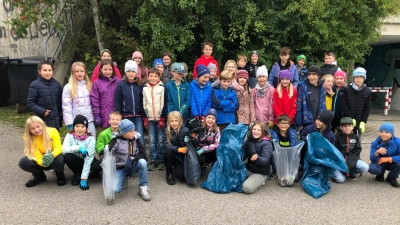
[89,0,104,53]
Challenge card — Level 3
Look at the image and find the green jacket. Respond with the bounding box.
[96,127,117,154]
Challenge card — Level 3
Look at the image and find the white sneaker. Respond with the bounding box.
[138,186,151,201]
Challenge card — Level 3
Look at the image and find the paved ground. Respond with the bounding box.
[0,108,399,224]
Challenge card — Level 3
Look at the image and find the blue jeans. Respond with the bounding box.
[149,121,164,162]
[127,117,146,151]
[115,159,148,193]
[332,160,369,183]
[369,161,400,179]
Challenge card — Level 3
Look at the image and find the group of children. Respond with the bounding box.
[18,43,400,201]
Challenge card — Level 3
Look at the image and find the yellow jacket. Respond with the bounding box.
[25,127,62,166]
[326,92,335,111]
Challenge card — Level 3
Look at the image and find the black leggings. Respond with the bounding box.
[197,150,217,167]
[19,155,64,175]
[64,153,102,176]
[163,148,185,180]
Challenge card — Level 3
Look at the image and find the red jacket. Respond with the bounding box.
[91,62,122,83]
[272,87,298,124]
[193,54,219,78]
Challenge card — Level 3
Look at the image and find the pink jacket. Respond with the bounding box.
[252,84,275,123]
[91,62,122,83]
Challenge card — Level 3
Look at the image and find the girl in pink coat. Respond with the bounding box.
[252,65,275,128]
[91,49,122,82]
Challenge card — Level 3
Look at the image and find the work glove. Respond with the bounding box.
[196,148,205,156]
[143,117,149,129]
[42,149,54,167]
[67,124,73,131]
[79,146,88,156]
[184,136,190,143]
[79,179,89,190]
[94,114,102,127]
[378,157,392,164]
[178,147,187,154]
[157,118,166,129]
[194,115,200,120]
[352,119,356,126]
[359,122,366,134]
[268,122,274,129]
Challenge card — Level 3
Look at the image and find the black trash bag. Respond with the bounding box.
[184,141,201,186]
[187,117,204,134]
[301,132,348,199]
[201,123,248,193]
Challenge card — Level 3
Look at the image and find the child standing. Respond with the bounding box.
[62,115,101,189]
[368,122,400,188]
[320,51,340,76]
[154,58,170,85]
[252,65,275,128]
[166,62,191,125]
[108,119,151,200]
[132,51,149,80]
[212,70,238,131]
[268,47,299,88]
[90,59,121,128]
[332,117,369,183]
[193,42,219,79]
[62,62,95,137]
[18,116,66,187]
[91,49,122,82]
[321,74,335,111]
[190,64,213,121]
[143,68,168,171]
[114,60,146,150]
[235,70,256,126]
[331,71,347,132]
[296,54,308,82]
[207,63,218,84]
[237,54,247,70]
[27,61,62,129]
[245,50,262,88]
[96,112,122,155]
[342,67,371,136]
[162,52,173,80]
[163,111,190,185]
[272,70,298,125]
[242,122,273,194]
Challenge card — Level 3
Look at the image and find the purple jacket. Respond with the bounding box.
[90,75,120,128]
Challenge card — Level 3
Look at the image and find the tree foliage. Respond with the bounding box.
[5,0,400,72]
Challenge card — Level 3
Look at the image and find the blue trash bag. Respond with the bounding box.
[301,132,348,199]
[184,141,201,186]
[201,123,248,193]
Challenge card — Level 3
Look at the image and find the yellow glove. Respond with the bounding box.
[359,122,366,134]
[268,122,274,128]
[352,119,356,126]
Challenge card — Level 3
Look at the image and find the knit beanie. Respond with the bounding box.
[308,65,321,77]
[249,50,259,58]
[296,54,306,63]
[73,115,88,128]
[132,51,143,60]
[206,108,218,119]
[236,70,249,80]
[119,119,135,135]
[279,70,293,81]
[317,110,333,129]
[352,67,367,80]
[256,65,268,78]
[196,64,210,78]
[153,58,164,68]
[125,60,138,73]
[334,70,347,80]
[379,122,394,136]
[207,62,217,71]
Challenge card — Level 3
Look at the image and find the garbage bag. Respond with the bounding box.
[272,140,304,187]
[201,123,248,193]
[102,145,117,203]
[301,132,348,199]
[184,141,201,186]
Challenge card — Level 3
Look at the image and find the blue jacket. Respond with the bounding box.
[27,77,63,128]
[114,79,145,117]
[298,66,308,82]
[295,79,326,127]
[370,136,400,164]
[301,124,335,145]
[211,87,238,124]
[268,61,299,89]
[165,79,190,118]
[270,127,299,147]
[332,86,345,119]
[190,79,212,117]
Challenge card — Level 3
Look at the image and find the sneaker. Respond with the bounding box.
[375,174,385,182]
[138,185,151,201]
[385,177,400,188]
[71,173,81,186]
[267,173,277,180]
[157,162,165,170]
[122,176,128,190]
[55,172,67,186]
[25,172,47,188]
[148,161,158,171]
[348,173,357,180]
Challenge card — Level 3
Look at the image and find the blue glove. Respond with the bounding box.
[79,146,88,156]
[184,136,190,143]
[79,179,89,190]
[67,124,73,130]
[197,148,205,156]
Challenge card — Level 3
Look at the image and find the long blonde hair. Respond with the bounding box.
[277,81,294,98]
[24,116,52,160]
[224,60,238,77]
[166,111,183,145]
[69,62,92,99]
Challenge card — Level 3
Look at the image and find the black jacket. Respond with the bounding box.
[335,130,362,168]
[242,137,273,175]
[26,77,62,128]
[320,64,339,76]
[164,126,189,162]
[245,61,262,78]
[341,83,371,126]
